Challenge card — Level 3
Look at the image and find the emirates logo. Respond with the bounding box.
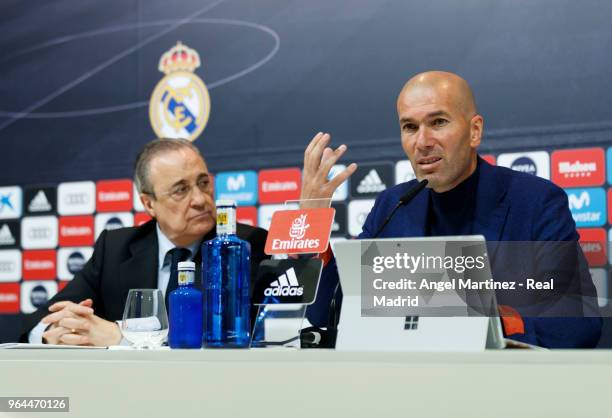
[289,214,309,240]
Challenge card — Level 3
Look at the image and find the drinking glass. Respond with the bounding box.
[121,289,169,349]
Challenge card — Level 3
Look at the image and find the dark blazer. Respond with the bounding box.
[309,157,602,348]
[20,220,269,342]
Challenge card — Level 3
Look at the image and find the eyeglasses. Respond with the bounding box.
[152,176,213,202]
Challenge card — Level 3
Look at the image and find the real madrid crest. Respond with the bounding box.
[149,42,211,142]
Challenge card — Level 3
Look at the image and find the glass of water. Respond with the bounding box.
[121,289,169,349]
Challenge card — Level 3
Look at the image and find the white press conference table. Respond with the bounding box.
[0,349,611,418]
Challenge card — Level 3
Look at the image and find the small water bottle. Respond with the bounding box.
[168,261,203,349]
[202,200,251,348]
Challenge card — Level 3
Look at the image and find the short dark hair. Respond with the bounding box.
[134,138,203,197]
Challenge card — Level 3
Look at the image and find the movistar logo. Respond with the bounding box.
[566,188,605,227]
[569,191,590,210]
[264,268,304,297]
[216,171,257,205]
[227,175,246,191]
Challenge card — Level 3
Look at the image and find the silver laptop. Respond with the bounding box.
[333,236,506,351]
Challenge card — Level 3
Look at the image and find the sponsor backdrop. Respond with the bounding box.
[1,1,612,346]
[2,150,612,343]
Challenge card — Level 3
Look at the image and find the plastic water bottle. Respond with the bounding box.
[168,261,203,349]
[202,200,251,348]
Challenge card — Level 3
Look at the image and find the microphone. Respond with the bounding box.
[306,178,429,349]
[372,179,428,238]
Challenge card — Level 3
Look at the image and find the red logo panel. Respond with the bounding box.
[551,148,605,187]
[265,208,335,255]
[258,168,301,204]
[481,154,496,165]
[22,250,57,280]
[134,212,152,227]
[608,189,612,225]
[59,216,94,246]
[0,283,20,313]
[237,207,258,227]
[96,179,133,212]
[578,228,607,267]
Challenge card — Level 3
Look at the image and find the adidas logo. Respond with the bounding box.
[0,224,15,245]
[264,267,304,297]
[29,190,51,212]
[356,169,386,194]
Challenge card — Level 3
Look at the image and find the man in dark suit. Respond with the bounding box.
[21,138,267,346]
[301,71,602,347]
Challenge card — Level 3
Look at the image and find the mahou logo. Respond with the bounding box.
[552,148,605,187]
[265,208,335,255]
[96,179,133,212]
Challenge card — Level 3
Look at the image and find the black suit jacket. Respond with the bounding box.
[20,220,269,342]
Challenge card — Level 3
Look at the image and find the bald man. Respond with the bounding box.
[301,71,602,348]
